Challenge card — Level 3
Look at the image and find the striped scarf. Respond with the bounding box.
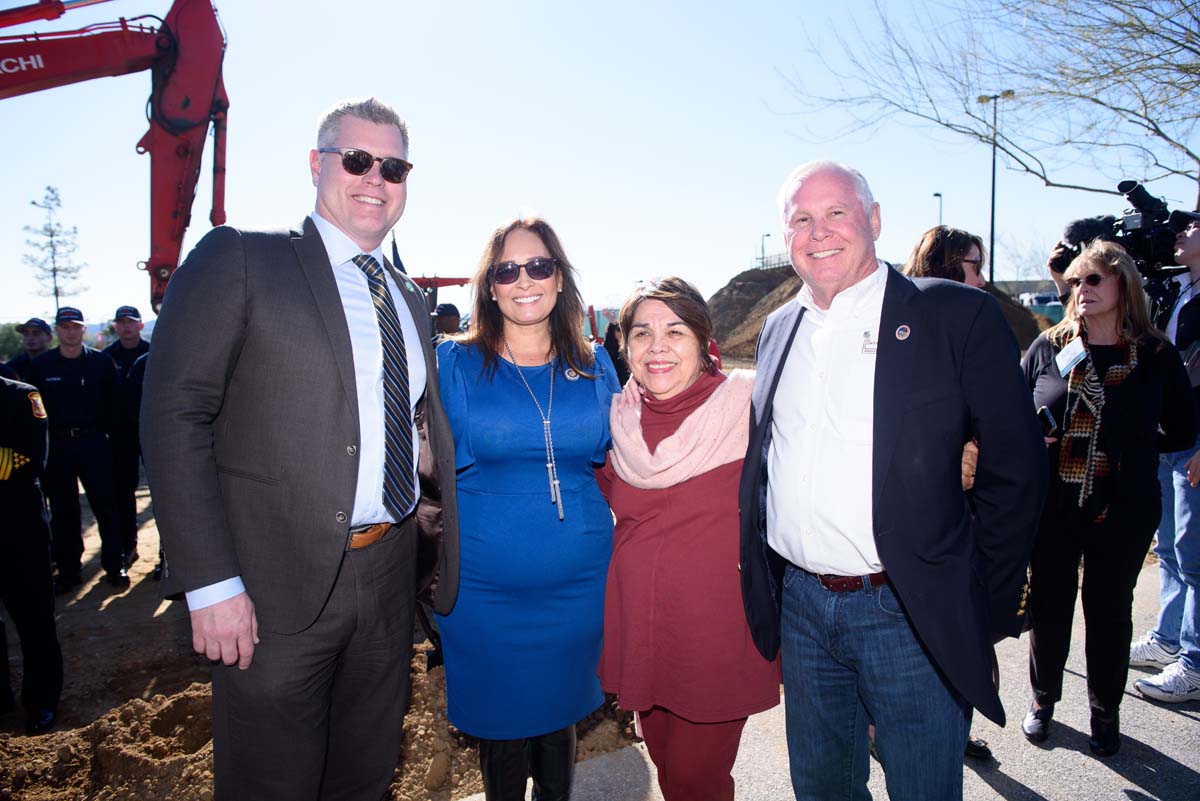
[1056,338,1137,522]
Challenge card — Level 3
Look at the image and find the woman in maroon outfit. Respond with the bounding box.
[595,277,779,801]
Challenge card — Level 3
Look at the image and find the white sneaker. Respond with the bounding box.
[1129,635,1180,668]
[1135,661,1200,703]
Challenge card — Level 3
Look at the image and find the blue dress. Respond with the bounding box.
[435,340,620,739]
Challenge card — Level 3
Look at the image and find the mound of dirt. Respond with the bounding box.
[989,286,1054,351]
[707,266,1052,363]
[708,267,796,346]
[0,490,635,801]
[0,684,214,801]
[2,649,632,801]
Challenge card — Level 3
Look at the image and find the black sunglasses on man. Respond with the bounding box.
[318,147,413,184]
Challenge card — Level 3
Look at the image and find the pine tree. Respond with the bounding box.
[23,186,87,311]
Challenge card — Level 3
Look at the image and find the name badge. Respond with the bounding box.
[861,330,878,354]
[1056,337,1087,377]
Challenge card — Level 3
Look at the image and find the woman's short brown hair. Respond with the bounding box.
[618,276,717,375]
[902,226,986,284]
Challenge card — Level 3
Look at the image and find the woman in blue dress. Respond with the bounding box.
[435,217,620,801]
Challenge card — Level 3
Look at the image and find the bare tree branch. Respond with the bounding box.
[786,0,1199,205]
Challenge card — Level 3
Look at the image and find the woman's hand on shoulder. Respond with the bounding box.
[618,378,644,410]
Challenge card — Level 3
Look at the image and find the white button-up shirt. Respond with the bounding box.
[766,260,887,576]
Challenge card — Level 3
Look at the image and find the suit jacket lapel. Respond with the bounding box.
[292,217,360,433]
[754,302,805,428]
[872,266,920,511]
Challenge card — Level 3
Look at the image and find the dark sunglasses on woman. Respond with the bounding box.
[318,147,413,184]
[490,257,559,285]
[1066,273,1110,289]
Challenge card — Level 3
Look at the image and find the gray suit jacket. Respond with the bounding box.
[141,218,459,633]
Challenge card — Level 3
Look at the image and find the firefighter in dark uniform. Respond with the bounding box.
[125,352,164,580]
[5,317,54,381]
[25,307,127,591]
[0,376,64,734]
[102,305,150,568]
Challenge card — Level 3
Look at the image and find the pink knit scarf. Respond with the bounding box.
[608,370,754,489]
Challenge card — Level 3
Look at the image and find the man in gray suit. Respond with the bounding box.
[142,97,459,801]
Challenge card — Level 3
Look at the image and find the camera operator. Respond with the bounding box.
[1130,209,1200,703]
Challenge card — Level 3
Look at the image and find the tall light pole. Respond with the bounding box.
[978,89,1015,284]
[933,192,943,226]
[760,233,771,268]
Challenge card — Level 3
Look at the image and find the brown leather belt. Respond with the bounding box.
[348,522,392,550]
[815,571,888,592]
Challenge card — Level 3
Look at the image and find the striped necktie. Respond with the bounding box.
[353,254,416,519]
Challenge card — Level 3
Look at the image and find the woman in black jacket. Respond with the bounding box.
[1020,240,1196,757]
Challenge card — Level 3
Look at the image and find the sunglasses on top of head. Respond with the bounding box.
[1065,273,1110,289]
[318,147,413,184]
[490,257,559,285]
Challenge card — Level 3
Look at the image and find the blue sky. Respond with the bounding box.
[1,0,1194,325]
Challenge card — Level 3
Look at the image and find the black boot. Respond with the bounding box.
[529,725,576,801]
[1089,713,1120,758]
[479,736,531,801]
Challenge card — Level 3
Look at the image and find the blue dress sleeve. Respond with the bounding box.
[590,344,621,463]
[436,340,475,471]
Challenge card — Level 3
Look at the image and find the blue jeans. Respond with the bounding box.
[781,566,969,801]
[1155,446,1200,671]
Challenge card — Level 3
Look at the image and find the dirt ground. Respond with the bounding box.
[0,485,634,800]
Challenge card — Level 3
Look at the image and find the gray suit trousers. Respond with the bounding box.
[211,519,417,801]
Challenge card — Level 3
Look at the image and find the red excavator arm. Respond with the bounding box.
[0,0,228,310]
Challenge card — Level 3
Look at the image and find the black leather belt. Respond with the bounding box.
[814,571,889,592]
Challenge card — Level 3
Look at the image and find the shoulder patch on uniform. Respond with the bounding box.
[28,390,47,419]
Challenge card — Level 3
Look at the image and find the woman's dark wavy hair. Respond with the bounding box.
[901,226,986,283]
[618,276,718,375]
[460,217,594,378]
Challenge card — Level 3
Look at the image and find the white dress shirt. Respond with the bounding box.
[766,260,887,576]
[1165,272,1200,344]
[185,214,426,611]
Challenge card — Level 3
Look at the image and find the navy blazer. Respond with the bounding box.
[737,266,1047,725]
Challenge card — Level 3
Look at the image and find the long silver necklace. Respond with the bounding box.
[502,335,564,521]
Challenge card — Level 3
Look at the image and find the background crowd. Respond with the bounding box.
[2,105,1198,801]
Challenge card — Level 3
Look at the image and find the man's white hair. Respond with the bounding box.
[776,160,875,222]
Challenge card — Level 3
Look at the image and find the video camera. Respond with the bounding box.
[1112,180,1184,278]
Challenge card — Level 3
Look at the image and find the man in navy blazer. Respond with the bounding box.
[738,161,1046,800]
